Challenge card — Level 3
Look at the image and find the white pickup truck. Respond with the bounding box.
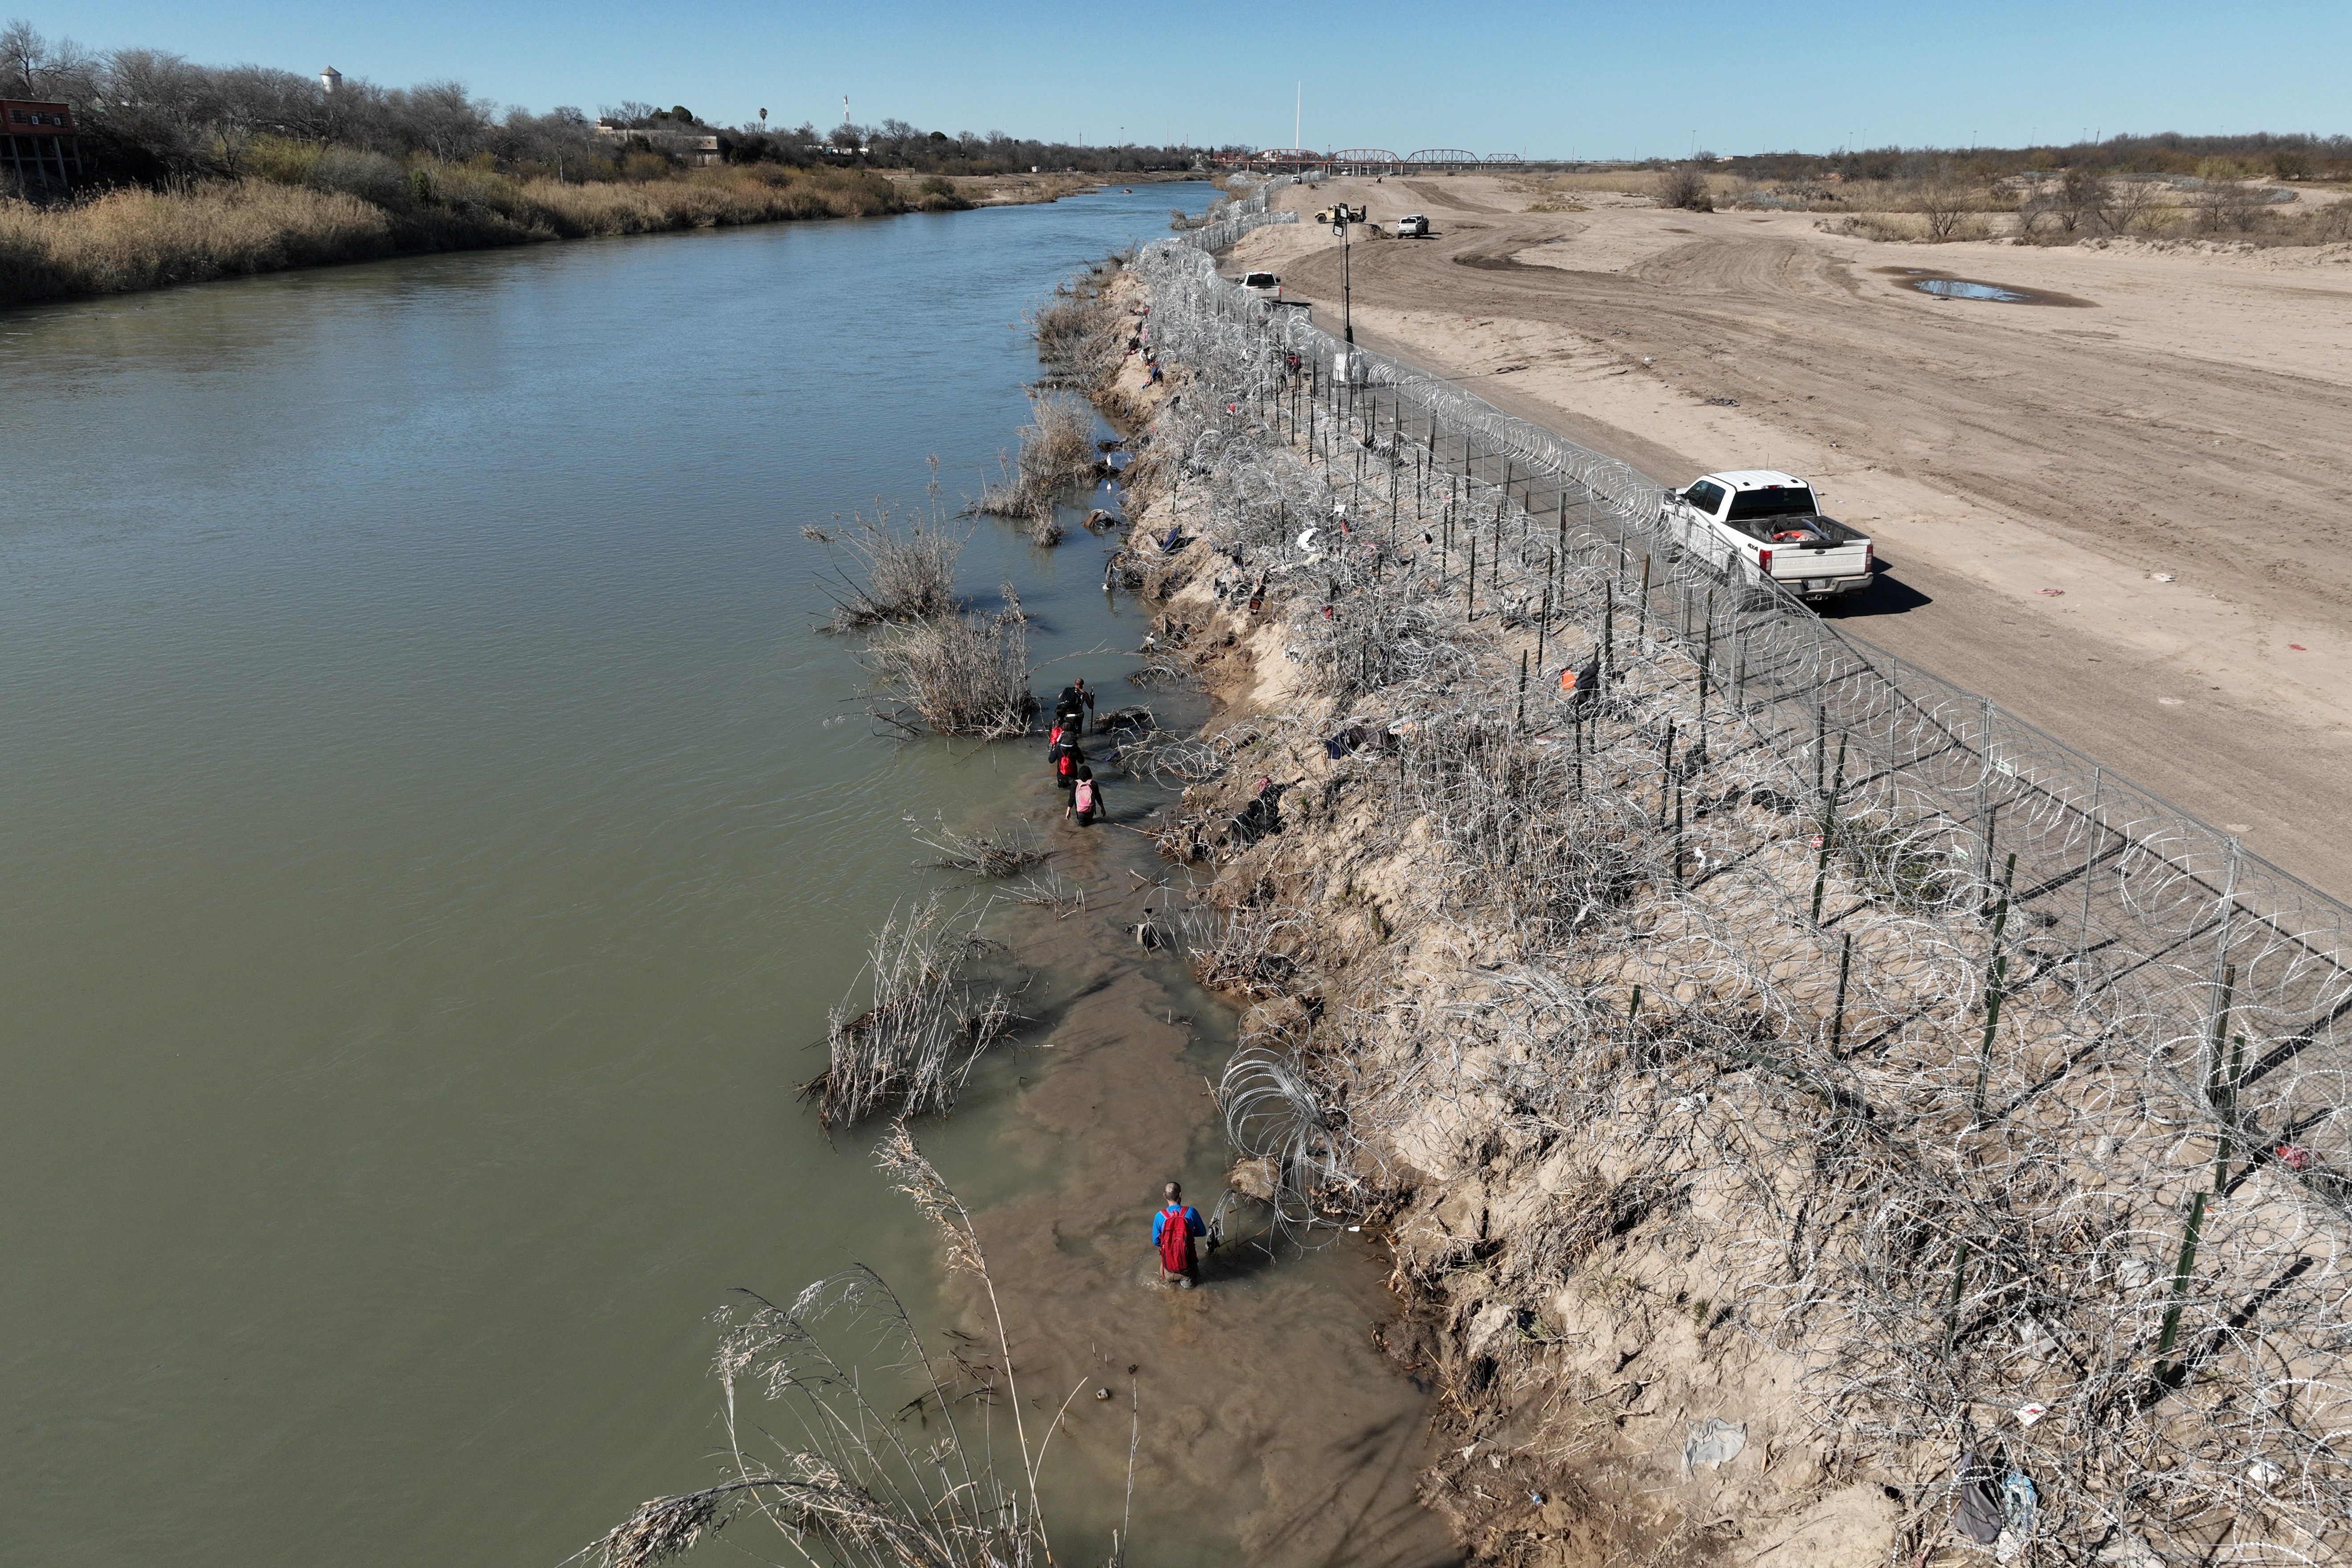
[1666,470,1874,603]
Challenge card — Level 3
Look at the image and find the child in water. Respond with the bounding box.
[1067,764,1102,825]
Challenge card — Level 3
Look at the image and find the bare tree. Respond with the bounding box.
[1915,167,1973,241]
[2195,180,2266,234]
[0,16,42,93]
[2054,164,2107,233]
[2103,176,2164,233]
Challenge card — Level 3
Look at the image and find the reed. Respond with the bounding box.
[0,181,400,301]
[804,893,1018,1130]
[583,1133,1107,1568]
[906,813,1052,878]
[803,506,963,629]
[0,165,914,306]
[866,590,1037,739]
[977,394,1098,540]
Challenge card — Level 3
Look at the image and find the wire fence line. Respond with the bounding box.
[1135,233,2352,1218]
[1168,170,1312,254]
[1115,221,2352,1564]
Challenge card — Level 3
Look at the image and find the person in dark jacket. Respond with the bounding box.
[1050,740,1082,796]
[1054,678,1094,734]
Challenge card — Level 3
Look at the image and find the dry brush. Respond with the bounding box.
[1104,242,2352,1567]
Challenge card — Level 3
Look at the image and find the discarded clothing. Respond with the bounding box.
[1681,1418,1746,1476]
[1323,723,1397,760]
[1560,653,1602,706]
[1953,1449,2005,1545]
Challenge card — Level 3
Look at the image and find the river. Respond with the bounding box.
[0,187,1448,1566]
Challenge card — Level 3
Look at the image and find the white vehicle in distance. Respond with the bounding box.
[1394,213,1429,237]
[1240,270,1282,302]
[1667,470,1874,604]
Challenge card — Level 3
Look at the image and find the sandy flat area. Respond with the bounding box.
[1229,176,2352,900]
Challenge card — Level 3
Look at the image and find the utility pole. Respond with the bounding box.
[1342,220,1354,344]
[1331,208,1354,344]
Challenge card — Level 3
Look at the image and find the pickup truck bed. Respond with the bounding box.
[1667,471,1874,601]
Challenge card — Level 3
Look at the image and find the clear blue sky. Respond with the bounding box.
[20,0,2346,157]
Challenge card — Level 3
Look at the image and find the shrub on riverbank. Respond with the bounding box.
[804,508,964,629]
[978,394,1099,543]
[866,593,1037,739]
[0,164,915,306]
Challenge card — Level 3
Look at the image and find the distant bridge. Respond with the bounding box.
[1212,147,1524,175]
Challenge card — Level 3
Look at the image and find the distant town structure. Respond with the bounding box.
[319,65,342,94]
[1,98,81,194]
[593,118,721,165]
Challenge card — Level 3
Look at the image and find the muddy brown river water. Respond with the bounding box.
[0,188,1446,1566]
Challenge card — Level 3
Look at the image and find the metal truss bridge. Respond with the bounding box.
[1213,147,1524,175]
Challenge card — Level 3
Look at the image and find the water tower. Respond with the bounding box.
[319,66,342,94]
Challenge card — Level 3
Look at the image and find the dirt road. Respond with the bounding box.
[1232,177,2352,900]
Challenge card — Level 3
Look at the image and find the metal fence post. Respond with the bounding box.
[2076,765,2103,973]
[1975,696,1996,885]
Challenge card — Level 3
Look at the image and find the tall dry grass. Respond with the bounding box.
[806,892,1017,1129]
[803,507,964,630]
[0,182,400,302]
[0,164,914,306]
[522,165,905,237]
[867,591,1036,739]
[978,394,1100,544]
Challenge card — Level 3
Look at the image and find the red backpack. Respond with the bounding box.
[1157,1204,1194,1272]
[1055,751,1078,782]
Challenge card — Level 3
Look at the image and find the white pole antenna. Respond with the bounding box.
[1294,83,1300,151]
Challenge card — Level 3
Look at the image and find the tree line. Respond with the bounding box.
[1712,131,2350,186]
[0,20,1223,193]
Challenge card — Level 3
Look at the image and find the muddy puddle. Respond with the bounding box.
[911,725,1456,1568]
[1878,265,2095,306]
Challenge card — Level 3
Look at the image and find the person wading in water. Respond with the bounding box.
[1067,764,1104,825]
[1153,1181,1205,1288]
[1054,677,1094,736]
[1050,738,1082,799]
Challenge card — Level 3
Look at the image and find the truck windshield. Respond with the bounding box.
[1727,487,1818,520]
[1243,273,1277,287]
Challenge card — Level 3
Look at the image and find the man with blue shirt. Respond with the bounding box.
[1152,1181,1206,1288]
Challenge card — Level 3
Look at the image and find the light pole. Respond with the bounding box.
[1334,212,1353,345]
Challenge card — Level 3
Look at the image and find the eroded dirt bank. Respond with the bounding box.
[1070,249,2352,1568]
[1228,176,2352,900]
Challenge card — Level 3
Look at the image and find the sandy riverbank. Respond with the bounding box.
[1225,176,2352,899]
